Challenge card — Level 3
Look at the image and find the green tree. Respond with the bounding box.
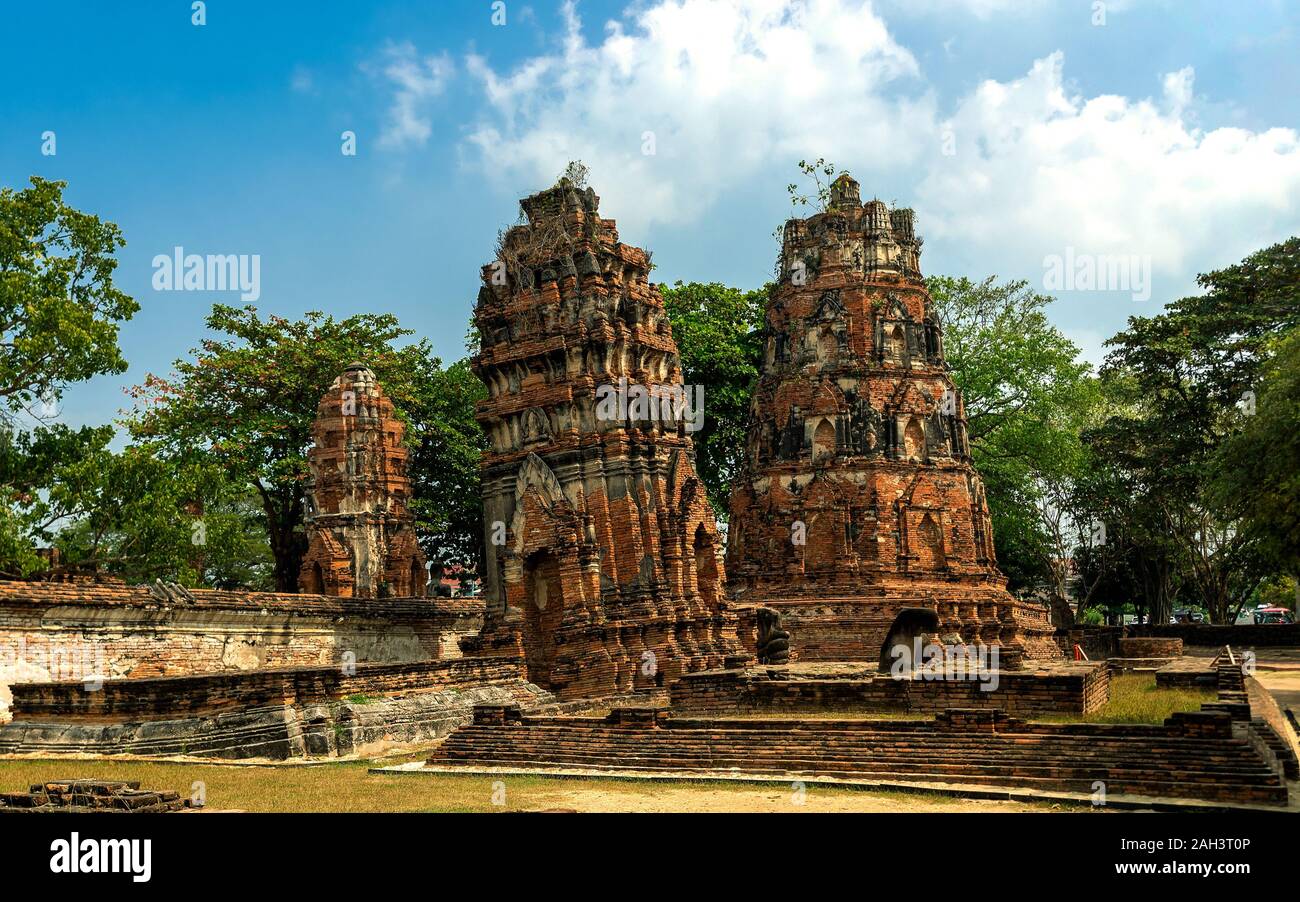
[0,424,111,577]
[1209,327,1300,607]
[128,304,479,592]
[0,424,270,585]
[406,358,487,573]
[0,176,138,575]
[1073,383,1186,626]
[0,177,137,418]
[659,281,766,516]
[926,275,1100,611]
[1093,238,1298,623]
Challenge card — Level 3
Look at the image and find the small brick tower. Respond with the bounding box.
[726,174,1058,664]
[467,177,746,698]
[298,363,428,598]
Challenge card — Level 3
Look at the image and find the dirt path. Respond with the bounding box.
[514,783,1066,813]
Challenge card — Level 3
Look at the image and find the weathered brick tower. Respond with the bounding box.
[298,363,428,598]
[467,178,745,698]
[726,174,1058,665]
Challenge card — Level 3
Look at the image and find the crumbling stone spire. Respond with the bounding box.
[298,363,428,598]
[466,177,745,696]
[726,177,1058,664]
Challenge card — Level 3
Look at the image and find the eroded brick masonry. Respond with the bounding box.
[467,179,745,698]
[298,363,428,598]
[727,174,1058,664]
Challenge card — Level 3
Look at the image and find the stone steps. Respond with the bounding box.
[431,755,1280,801]
[1249,719,1300,780]
[451,723,1265,758]
[429,709,1290,805]
[438,732,1274,778]
[443,733,1263,764]
[437,748,1275,788]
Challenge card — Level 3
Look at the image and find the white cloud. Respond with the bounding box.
[375,42,454,149]
[920,53,1300,285]
[1162,65,1194,117]
[878,0,1054,19]
[463,0,931,230]
[441,0,1300,294]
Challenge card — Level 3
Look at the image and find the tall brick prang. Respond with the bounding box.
[726,174,1058,664]
[467,177,746,698]
[298,363,428,598]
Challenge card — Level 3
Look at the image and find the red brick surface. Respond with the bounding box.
[467,181,745,698]
[299,364,428,598]
[727,175,1057,663]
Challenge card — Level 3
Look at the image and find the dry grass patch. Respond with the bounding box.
[0,757,1076,813]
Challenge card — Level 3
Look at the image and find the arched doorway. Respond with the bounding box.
[411,559,427,597]
[693,524,720,607]
[521,550,565,688]
[302,561,324,594]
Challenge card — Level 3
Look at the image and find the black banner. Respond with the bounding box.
[0,811,1288,889]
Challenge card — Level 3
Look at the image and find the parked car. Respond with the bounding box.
[1254,607,1295,624]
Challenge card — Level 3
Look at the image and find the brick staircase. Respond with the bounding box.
[429,705,1289,806]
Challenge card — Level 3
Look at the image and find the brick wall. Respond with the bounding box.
[0,579,483,720]
[669,662,1109,717]
[9,657,525,722]
[1116,637,1183,658]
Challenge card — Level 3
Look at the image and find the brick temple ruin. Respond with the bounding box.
[726,174,1058,665]
[298,363,428,598]
[2,174,1296,814]
[465,178,745,698]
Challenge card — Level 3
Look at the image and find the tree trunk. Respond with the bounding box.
[269,524,307,593]
[256,483,307,593]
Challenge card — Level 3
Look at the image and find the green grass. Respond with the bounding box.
[1040,674,1214,725]
[689,675,1212,725]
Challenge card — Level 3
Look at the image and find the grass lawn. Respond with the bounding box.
[0,757,1075,813]
[1040,673,1215,724]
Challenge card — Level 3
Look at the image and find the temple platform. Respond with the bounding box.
[668,660,1111,717]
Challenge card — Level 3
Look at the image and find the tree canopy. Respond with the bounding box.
[0,177,137,419]
[659,281,766,516]
[128,304,482,591]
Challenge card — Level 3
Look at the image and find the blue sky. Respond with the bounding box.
[2,0,1298,435]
